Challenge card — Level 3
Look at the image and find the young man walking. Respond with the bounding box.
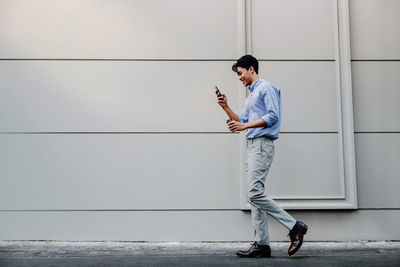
[216,55,308,257]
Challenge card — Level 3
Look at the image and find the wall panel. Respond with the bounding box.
[0,0,239,59]
[352,62,400,132]
[252,0,336,59]
[350,0,400,59]
[0,61,239,132]
[355,133,400,208]
[0,134,240,210]
[269,134,342,199]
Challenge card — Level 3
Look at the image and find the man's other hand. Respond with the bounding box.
[228,121,247,132]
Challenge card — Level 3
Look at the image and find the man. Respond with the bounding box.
[216,55,308,258]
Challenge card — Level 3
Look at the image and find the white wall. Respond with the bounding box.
[349,0,400,213]
[0,0,399,241]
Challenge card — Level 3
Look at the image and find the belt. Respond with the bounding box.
[247,136,273,144]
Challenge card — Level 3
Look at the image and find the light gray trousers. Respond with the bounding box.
[246,136,297,245]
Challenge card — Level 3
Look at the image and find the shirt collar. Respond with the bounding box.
[249,79,262,92]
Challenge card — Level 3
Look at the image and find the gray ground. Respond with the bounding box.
[1,241,399,267]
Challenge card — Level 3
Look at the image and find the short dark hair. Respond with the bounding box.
[232,55,259,74]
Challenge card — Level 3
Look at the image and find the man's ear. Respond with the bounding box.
[249,66,255,74]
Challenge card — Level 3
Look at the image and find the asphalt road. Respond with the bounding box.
[1,241,399,267]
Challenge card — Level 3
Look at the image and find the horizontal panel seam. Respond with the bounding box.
[354,132,400,134]
[0,132,339,134]
[0,58,235,62]
[0,132,237,135]
[0,209,241,212]
[357,208,400,211]
[0,58,336,62]
[352,59,400,62]
[259,59,335,62]
[0,208,398,212]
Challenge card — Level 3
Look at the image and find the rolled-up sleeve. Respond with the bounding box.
[261,85,280,127]
[239,107,249,123]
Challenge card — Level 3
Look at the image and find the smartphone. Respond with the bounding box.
[215,86,222,96]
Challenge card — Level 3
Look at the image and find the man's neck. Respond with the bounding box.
[250,75,260,85]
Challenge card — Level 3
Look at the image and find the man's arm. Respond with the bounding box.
[222,105,240,121]
[261,84,280,127]
[227,118,266,132]
[216,93,239,121]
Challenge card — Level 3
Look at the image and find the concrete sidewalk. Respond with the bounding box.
[0,241,399,266]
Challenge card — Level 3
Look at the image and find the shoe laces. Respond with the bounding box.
[248,241,257,251]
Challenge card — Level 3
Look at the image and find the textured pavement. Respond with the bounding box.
[0,241,399,266]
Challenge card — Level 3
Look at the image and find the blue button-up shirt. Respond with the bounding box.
[239,79,282,140]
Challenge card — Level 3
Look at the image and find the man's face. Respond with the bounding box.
[236,66,253,87]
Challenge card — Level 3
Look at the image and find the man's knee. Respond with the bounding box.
[247,188,264,203]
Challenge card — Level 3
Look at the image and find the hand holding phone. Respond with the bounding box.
[215,85,228,109]
[215,86,222,97]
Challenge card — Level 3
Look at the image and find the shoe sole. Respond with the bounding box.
[236,254,271,258]
[236,251,272,258]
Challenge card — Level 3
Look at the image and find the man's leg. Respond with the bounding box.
[247,137,296,231]
[246,137,308,256]
[251,206,269,245]
[236,140,271,257]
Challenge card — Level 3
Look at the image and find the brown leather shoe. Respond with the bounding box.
[288,221,308,256]
[236,242,271,258]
